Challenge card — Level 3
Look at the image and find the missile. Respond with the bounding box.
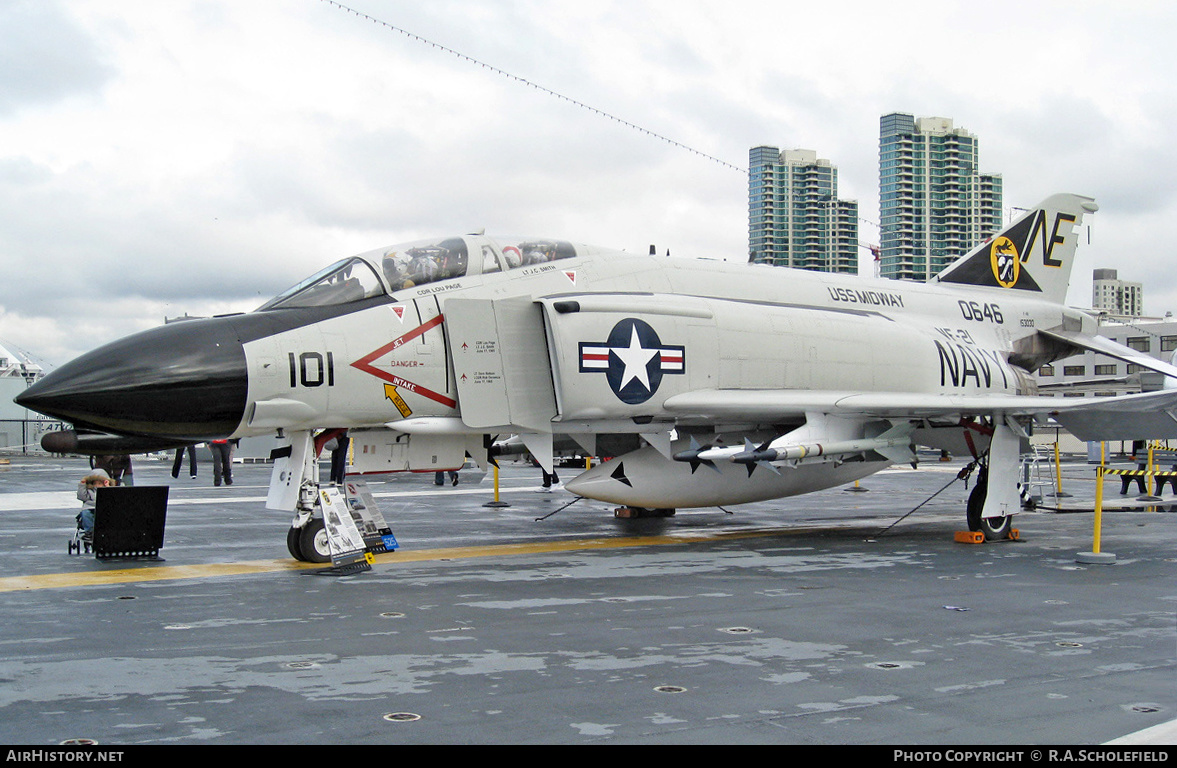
[746,434,914,464]
[687,438,781,477]
[676,429,915,468]
[670,436,722,473]
[670,436,711,463]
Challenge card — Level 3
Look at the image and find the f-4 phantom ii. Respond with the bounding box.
[19,193,1177,561]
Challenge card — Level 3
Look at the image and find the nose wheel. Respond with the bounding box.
[965,467,1012,540]
[287,518,331,563]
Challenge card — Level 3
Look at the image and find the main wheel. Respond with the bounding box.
[297,518,332,563]
[966,469,1012,540]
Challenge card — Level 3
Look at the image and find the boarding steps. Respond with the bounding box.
[1020,446,1054,508]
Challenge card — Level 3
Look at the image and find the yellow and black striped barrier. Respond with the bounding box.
[1102,468,1177,479]
[1102,467,1176,497]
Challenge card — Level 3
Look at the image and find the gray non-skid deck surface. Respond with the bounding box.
[0,455,1172,744]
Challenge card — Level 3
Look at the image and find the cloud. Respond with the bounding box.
[0,1,112,116]
[1,0,1176,369]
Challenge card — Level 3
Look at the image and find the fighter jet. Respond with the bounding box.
[19,194,1177,561]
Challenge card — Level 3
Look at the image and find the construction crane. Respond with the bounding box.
[858,242,881,278]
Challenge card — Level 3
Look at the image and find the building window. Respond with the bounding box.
[1126,337,1150,352]
[1063,365,1085,376]
[1094,364,1117,376]
[1038,364,1055,376]
[1162,336,1177,352]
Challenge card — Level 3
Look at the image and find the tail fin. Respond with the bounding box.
[932,193,1098,304]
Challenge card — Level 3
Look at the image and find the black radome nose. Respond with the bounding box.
[16,316,249,441]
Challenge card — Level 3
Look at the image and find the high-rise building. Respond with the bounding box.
[748,146,859,273]
[1092,268,1144,317]
[878,113,1003,281]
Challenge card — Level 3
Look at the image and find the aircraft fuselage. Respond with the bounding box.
[16,198,1105,525]
[232,242,1076,441]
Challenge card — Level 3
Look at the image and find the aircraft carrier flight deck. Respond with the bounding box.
[0,453,1173,746]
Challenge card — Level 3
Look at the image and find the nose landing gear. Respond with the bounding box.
[287,516,331,563]
[965,466,1013,540]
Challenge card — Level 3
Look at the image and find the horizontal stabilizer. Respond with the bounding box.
[1037,329,1177,380]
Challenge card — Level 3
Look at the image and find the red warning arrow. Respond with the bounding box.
[351,315,457,409]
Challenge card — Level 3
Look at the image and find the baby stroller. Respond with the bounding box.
[70,471,107,556]
[69,512,93,555]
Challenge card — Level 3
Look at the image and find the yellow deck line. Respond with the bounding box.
[0,526,804,593]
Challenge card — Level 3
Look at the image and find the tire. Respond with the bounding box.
[966,469,1012,540]
[298,518,332,563]
[979,513,1012,540]
[287,526,305,561]
[966,481,985,530]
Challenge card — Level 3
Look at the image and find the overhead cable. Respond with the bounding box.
[321,0,746,174]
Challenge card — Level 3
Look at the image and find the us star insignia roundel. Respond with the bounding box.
[578,318,685,404]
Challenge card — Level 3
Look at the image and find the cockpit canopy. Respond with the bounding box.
[257,235,580,311]
[255,257,385,311]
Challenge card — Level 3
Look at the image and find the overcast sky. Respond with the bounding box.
[2,0,1175,369]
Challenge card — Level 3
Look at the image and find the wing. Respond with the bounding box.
[1051,388,1177,441]
[663,389,1055,420]
[662,387,1177,441]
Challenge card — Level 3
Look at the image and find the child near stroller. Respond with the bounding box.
[70,471,111,555]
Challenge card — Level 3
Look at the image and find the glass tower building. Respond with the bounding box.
[878,113,1003,281]
[1092,269,1144,317]
[749,146,859,273]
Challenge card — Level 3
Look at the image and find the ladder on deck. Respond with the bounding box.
[1020,445,1055,508]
